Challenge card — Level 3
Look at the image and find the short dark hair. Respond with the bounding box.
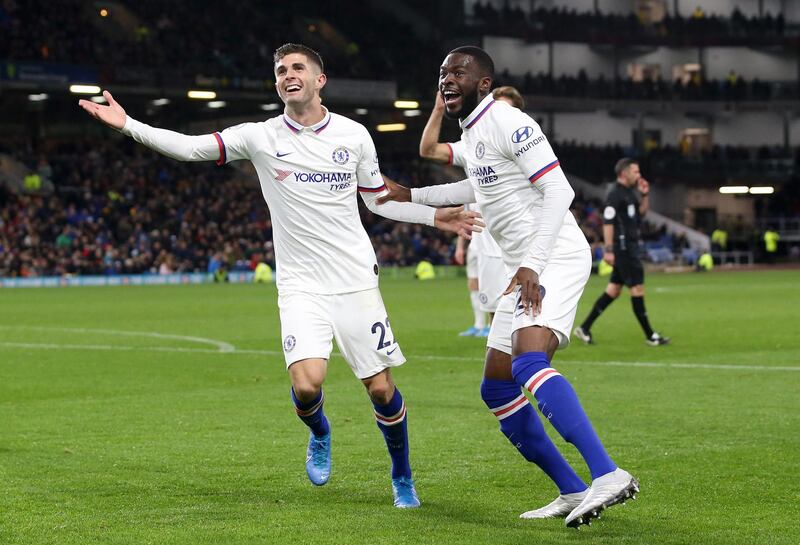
[448,46,494,78]
[615,157,638,176]
[492,86,525,109]
[273,43,324,73]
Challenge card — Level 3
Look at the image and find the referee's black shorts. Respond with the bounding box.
[610,254,644,287]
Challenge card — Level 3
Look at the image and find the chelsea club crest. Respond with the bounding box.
[475,141,485,159]
[332,147,350,165]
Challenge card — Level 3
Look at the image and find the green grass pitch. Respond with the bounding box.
[1,270,798,545]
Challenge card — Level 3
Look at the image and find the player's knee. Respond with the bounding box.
[366,381,394,405]
[291,382,321,403]
[631,284,645,296]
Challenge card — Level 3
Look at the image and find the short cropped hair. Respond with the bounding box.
[448,45,495,78]
[614,157,638,176]
[274,43,324,73]
[492,86,525,109]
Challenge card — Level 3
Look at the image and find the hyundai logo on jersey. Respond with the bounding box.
[511,126,534,144]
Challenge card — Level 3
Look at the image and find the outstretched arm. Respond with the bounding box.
[362,177,483,239]
[376,177,476,207]
[79,90,224,163]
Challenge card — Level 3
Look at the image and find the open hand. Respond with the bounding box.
[78,90,126,130]
[503,267,542,317]
[434,206,484,239]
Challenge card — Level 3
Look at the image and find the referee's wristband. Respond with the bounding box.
[640,192,649,196]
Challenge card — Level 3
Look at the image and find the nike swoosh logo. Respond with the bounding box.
[277,151,293,157]
[387,347,398,356]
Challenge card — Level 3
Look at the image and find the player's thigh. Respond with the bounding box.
[477,255,505,313]
[512,249,591,350]
[487,292,514,356]
[330,288,406,380]
[278,291,335,369]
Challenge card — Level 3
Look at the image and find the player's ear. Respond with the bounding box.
[316,72,327,91]
[479,76,492,94]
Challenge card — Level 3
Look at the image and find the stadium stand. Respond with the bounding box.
[1,0,799,281]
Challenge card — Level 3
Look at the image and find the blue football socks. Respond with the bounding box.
[512,351,617,479]
[481,378,587,494]
[373,388,411,479]
[291,387,330,437]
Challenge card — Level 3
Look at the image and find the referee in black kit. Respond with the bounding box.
[574,158,670,346]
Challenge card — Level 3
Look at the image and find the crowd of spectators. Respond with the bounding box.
[0,139,458,278]
[3,134,797,278]
[553,142,797,185]
[469,3,789,44]
[494,69,794,102]
[0,0,441,95]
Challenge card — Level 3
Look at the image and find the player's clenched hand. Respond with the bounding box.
[434,206,484,239]
[504,267,542,317]
[603,250,615,266]
[376,177,412,204]
[78,90,126,130]
[433,90,446,113]
[637,177,650,195]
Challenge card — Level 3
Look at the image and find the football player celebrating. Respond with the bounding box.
[379,47,638,528]
[79,43,481,509]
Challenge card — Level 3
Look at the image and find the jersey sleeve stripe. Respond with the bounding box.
[445,143,454,165]
[213,132,226,166]
[357,184,387,193]
[528,160,560,183]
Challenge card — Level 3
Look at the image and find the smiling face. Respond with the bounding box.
[274,52,326,107]
[438,53,492,120]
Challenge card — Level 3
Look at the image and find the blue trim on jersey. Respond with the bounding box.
[464,100,496,129]
[358,184,386,193]
[314,117,331,133]
[282,118,301,133]
[528,160,560,183]
[213,132,226,166]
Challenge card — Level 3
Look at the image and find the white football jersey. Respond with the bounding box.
[217,108,386,294]
[456,95,587,273]
[449,141,503,259]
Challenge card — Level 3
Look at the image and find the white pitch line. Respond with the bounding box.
[0,326,235,353]
[1,340,798,372]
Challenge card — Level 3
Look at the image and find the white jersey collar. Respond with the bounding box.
[282,106,332,134]
[460,94,495,130]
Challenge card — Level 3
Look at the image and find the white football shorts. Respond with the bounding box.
[487,249,591,354]
[466,242,478,279]
[278,288,406,379]
[477,254,506,313]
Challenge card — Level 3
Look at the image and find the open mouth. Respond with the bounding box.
[441,89,461,107]
[285,83,302,95]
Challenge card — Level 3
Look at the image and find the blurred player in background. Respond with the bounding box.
[574,158,669,346]
[79,43,481,509]
[380,47,638,528]
[420,86,525,337]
